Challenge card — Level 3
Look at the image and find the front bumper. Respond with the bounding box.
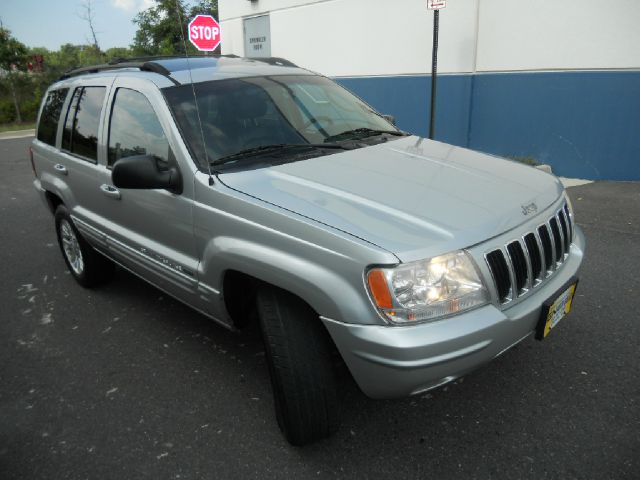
[321,226,585,399]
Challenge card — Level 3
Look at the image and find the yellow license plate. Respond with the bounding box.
[536,281,578,340]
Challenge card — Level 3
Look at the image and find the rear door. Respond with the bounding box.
[95,76,200,304]
[47,79,113,250]
[32,86,71,206]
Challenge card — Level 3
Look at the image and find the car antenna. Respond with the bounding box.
[175,0,214,186]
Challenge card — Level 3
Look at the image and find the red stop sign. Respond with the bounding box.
[188,15,221,52]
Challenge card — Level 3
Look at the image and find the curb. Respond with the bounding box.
[0,129,36,140]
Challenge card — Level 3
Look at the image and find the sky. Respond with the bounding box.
[1,0,199,51]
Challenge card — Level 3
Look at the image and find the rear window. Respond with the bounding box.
[37,88,69,146]
[62,86,106,162]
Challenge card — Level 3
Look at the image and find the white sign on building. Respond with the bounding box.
[427,0,447,10]
[244,15,271,57]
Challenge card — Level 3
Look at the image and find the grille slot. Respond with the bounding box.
[507,241,528,293]
[485,202,572,305]
[549,217,563,263]
[563,204,573,242]
[486,250,511,303]
[538,225,553,272]
[524,233,543,281]
[558,211,570,255]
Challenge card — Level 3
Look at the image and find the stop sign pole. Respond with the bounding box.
[427,1,445,139]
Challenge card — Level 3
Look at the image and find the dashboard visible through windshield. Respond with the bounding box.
[162,74,401,169]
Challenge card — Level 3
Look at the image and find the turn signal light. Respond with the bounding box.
[367,270,393,309]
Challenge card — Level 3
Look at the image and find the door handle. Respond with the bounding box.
[100,184,121,200]
[53,163,68,175]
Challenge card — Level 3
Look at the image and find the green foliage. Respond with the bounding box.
[132,0,188,56]
[0,98,16,123]
[0,0,220,126]
[190,0,219,17]
[506,155,539,166]
[0,28,31,123]
[105,47,133,61]
[0,121,35,132]
[0,27,28,70]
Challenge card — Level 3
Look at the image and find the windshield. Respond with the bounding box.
[162,75,400,168]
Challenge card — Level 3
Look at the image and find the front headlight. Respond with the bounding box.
[366,250,489,325]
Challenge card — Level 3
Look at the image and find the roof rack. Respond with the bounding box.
[59,60,180,84]
[247,57,298,67]
[58,55,298,84]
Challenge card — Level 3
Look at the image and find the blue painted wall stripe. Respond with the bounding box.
[336,71,640,181]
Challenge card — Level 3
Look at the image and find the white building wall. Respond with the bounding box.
[220,0,480,76]
[219,17,245,57]
[477,0,640,71]
[220,0,640,75]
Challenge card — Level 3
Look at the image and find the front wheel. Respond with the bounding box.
[54,205,114,288]
[257,286,340,446]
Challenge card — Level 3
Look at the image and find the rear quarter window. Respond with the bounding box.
[37,88,69,146]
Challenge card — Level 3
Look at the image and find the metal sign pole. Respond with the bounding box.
[429,9,439,140]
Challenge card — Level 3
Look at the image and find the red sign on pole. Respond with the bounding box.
[188,15,222,52]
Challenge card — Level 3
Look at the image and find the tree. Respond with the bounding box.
[189,0,219,18]
[131,0,219,56]
[105,47,133,62]
[0,27,28,70]
[0,27,136,125]
[131,0,189,56]
[78,0,101,53]
[0,27,29,123]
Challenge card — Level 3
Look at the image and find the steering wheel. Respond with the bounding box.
[302,116,334,131]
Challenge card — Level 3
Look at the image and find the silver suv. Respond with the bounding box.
[31,56,585,446]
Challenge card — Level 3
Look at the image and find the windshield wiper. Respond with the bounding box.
[323,128,408,143]
[212,143,350,166]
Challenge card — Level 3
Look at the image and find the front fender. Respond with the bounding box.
[199,236,384,325]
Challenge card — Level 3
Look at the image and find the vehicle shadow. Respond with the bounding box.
[92,264,557,479]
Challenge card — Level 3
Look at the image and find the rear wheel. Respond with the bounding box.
[256,286,340,446]
[54,205,114,287]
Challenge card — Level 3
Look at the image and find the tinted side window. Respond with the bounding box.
[37,88,69,146]
[62,89,81,152]
[62,87,106,162]
[108,88,170,168]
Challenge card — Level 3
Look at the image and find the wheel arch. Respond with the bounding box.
[44,190,64,214]
[203,237,376,328]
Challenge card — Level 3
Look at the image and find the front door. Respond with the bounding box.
[96,77,199,304]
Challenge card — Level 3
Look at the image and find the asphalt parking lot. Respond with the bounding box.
[1,135,638,479]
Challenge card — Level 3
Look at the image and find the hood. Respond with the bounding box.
[217,136,564,262]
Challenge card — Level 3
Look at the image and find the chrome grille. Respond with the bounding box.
[485,203,573,305]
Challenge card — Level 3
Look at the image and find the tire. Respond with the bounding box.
[54,205,114,288]
[256,286,340,446]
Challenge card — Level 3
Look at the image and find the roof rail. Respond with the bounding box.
[107,54,240,63]
[58,55,297,83]
[247,57,298,67]
[59,61,180,85]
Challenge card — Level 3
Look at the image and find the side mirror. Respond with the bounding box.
[112,155,182,194]
[382,114,396,126]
